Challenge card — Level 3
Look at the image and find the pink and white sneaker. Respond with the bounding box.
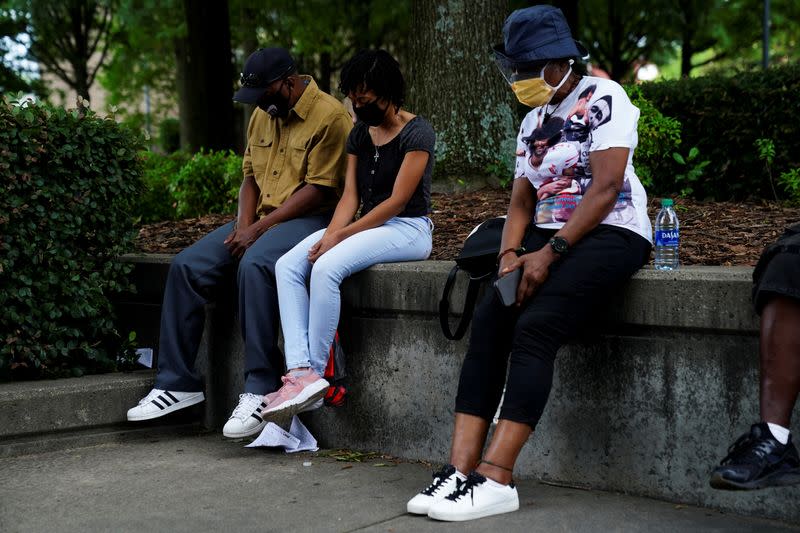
[261,369,329,418]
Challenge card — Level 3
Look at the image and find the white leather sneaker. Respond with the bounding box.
[127,389,204,421]
[222,393,267,438]
[427,471,519,522]
[407,464,463,515]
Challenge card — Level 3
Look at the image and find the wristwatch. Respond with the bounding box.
[549,236,569,255]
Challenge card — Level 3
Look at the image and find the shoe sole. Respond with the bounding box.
[127,393,205,422]
[299,399,324,413]
[710,468,800,490]
[427,499,519,522]
[262,379,329,418]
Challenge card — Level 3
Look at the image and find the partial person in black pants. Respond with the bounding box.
[710,223,800,490]
[124,47,352,439]
[406,6,652,522]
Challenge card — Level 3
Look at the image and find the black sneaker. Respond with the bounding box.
[710,422,800,490]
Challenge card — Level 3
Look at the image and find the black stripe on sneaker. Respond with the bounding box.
[151,399,165,409]
[164,391,179,403]
[157,394,172,406]
[250,413,263,422]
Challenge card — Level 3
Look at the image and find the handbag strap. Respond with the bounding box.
[439,265,483,341]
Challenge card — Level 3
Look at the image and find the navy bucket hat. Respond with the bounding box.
[493,5,588,66]
[233,47,296,104]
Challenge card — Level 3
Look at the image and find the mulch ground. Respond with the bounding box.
[134,189,800,266]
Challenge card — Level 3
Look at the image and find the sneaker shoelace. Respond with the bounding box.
[281,374,299,386]
[445,472,485,504]
[422,465,456,496]
[230,393,262,419]
[721,432,778,465]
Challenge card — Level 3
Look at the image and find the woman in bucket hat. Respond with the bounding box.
[407,5,652,521]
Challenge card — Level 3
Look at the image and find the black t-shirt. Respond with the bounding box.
[345,116,435,218]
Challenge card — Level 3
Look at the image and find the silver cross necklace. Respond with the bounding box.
[370,126,387,174]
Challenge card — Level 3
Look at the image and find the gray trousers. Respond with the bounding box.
[154,216,328,395]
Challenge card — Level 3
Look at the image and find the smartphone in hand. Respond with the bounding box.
[493,268,521,306]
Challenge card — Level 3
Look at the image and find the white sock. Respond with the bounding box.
[455,470,467,481]
[483,477,508,488]
[767,422,791,445]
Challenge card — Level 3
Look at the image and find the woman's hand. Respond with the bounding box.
[500,247,558,306]
[497,253,519,277]
[308,230,344,263]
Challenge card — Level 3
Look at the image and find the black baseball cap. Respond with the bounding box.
[233,47,296,104]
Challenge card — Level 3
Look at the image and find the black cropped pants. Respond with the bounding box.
[454,224,651,429]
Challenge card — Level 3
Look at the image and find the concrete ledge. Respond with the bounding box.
[338,262,759,332]
[39,256,800,523]
[0,372,157,439]
[118,256,759,332]
[611,266,758,332]
[0,371,207,458]
[0,424,204,459]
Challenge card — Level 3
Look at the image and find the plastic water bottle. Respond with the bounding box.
[654,198,680,270]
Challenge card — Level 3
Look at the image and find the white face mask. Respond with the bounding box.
[510,60,574,108]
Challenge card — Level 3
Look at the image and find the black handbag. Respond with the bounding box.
[439,217,506,340]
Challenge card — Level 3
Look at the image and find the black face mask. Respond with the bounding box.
[256,80,291,118]
[353,100,388,126]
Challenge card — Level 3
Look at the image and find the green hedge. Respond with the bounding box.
[639,63,800,200]
[0,97,143,380]
[626,85,682,192]
[170,149,242,218]
[136,151,188,223]
[134,150,242,222]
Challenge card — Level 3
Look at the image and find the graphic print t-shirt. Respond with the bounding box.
[514,76,652,242]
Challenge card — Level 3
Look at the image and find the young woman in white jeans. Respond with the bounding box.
[257,49,436,420]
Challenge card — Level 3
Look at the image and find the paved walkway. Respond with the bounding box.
[0,430,796,532]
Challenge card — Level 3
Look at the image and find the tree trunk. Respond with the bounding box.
[236,4,260,153]
[608,0,626,82]
[680,35,694,77]
[177,0,235,153]
[174,36,190,151]
[679,0,695,78]
[70,2,90,102]
[319,51,332,94]
[554,0,579,36]
[409,0,515,182]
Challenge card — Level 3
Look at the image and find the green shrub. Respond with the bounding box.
[170,149,242,218]
[639,63,800,200]
[135,151,189,223]
[0,96,143,380]
[671,146,711,198]
[626,85,682,192]
[755,137,800,204]
[158,117,180,153]
[778,168,800,204]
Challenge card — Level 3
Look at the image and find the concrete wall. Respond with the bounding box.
[115,256,800,523]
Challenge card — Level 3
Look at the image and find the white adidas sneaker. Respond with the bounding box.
[407,464,463,515]
[127,389,204,421]
[222,393,270,438]
[427,471,519,522]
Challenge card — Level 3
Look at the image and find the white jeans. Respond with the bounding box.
[275,216,433,375]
